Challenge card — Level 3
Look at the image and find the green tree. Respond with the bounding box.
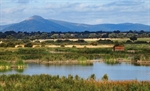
[117,33,125,38]
[126,33,134,38]
[51,34,59,39]
[64,33,71,39]
[102,74,108,81]
[130,36,137,41]
[108,33,116,38]
[89,74,96,80]
[40,33,48,39]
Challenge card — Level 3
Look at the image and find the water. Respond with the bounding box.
[0,62,150,81]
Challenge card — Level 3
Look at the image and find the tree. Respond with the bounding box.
[64,33,71,39]
[89,74,96,80]
[117,33,125,38]
[113,30,120,33]
[139,33,147,38]
[40,33,48,39]
[126,33,134,38]
[108,33,116,38]
[89,33,96,38]
[130,36,137,41]
[51,34,59,39]
[102,74,108,81]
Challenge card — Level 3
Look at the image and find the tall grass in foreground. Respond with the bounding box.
[0,74,149,91]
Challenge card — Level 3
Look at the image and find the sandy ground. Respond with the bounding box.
[45,44,114,48]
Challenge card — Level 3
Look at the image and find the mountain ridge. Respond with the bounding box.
[0,15,150,32]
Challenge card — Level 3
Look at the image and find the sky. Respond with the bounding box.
[0,0,150,25]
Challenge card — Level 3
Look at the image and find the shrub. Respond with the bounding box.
[6,42,15,47]
[72,45,76,48]
[24,42,33,47]
[102,74,108,81]
[0,43,7,47]
[90,41,98,46]
[61,44,65,47]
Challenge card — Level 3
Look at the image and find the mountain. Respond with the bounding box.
[1,15,150,32]
[1,15,72,32]
[0,24,14,31]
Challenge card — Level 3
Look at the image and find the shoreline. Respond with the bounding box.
[24,59,150,66]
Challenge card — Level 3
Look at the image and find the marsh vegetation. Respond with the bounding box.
[0,74,150,91]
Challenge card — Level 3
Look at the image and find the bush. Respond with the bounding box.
[90,41,98,46]
[6,42,15,47]
[61,44,65,47]
[0,43,7,47]
[72,45,76,48]
[102,74,108,81]
[24,42,33,47]
[134,41,148,44]
[78,56,87,61]
[97,39,113,44]
[126,40,132,43]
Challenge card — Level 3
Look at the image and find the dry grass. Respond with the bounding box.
[45,44,113,48]
[36,38,150,42]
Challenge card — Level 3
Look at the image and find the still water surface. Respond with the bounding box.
[0,62,150,80]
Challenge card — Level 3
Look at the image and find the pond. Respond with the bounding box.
[0,62,150,81]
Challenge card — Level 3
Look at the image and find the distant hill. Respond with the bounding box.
[1,15,150,32]
[1,15,72,32]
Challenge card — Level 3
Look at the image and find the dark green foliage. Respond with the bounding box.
[97,39,113,44]
[6,42,15,47]
[130,36,137,41]
[126,40,132,43]
[24,42,33,47]
[102,74,108,80]
[90,41,98,46]
[134,41,148,44]
[0,30,150,39]
[89,74,96,80]
[0,43,7,47]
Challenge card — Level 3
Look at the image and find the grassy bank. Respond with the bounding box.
[0,74,149,91]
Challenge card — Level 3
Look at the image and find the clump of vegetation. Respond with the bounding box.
[24,42,33,47]
[0,61,10,70]
[102,74,109,81]
[60,44,65,47]
[72,45,76,48]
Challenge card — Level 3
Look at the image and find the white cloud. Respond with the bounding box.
[0,0,150,25]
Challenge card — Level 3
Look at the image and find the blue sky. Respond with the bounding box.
[0,0,150,25]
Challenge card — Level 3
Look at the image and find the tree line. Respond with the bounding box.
[0,30,150,39]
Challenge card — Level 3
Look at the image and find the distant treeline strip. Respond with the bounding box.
[0,30,150,39]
